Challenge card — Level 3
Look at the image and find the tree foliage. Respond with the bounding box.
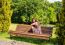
[11,0,61,24]
[0,0,12,32]
[0,0,62,32]
[58,0,65,45]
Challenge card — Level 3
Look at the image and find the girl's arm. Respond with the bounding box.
[31,22,38,25]
[31,23,36,25]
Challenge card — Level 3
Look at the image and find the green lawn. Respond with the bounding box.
[0,32,58,45]
[0,24,58,45]
[0,32,11,41]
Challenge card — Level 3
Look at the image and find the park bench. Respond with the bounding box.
[9,24,53,40]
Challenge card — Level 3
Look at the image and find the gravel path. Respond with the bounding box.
[0,41,36,45]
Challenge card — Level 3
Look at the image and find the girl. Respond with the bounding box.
[31,18,42,34]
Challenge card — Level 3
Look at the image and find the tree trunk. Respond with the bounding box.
[58,0,65,45]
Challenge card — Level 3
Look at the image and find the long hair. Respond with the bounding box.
[32,18,37,23]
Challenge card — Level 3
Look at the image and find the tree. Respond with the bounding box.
[11,0,61,25]
[11,0,52,24]
[58,0,65,45]
[0,0,12,32]
[52,2,62,23]
[48,7,57,23]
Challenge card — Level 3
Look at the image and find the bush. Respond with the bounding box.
[0,0,12,32]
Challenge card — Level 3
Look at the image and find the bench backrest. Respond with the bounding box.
[41,27,53,34]
[15,24,53,34]
[16,24,32,33]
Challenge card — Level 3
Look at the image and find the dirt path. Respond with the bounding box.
[0,40,37,45]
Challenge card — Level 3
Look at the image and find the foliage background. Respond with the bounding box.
[1,0,65,45]
[11,0,62,25]
[0,0,12,32]
[0,0,62,32]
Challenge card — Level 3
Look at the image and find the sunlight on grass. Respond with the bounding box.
[0,31,57,45]
[51,27,58,38]
[0,24,58,45]
[10,36,58,45]
[0,32,11,41]
[9,24,18,31]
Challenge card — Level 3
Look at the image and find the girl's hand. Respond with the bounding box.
[31,23,36,25]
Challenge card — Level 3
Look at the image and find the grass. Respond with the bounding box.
[0,32,11,41]
[0,24,58,45]
[0,32,58,45]
[9,24,18,31]
[10,36,58,45]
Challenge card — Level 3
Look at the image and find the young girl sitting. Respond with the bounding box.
[31,18,42,34]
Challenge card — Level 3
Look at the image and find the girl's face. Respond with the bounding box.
[32,19,36,23]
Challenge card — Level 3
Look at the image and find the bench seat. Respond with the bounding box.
[9,24,53,40]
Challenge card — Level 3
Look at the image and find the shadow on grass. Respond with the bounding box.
[0,32,58,45]
[7,36,58,45]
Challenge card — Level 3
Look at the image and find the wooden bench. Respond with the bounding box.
[9,24,53,40]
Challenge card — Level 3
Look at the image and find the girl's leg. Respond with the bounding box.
[32,27,36,33]
[38,27,42,34]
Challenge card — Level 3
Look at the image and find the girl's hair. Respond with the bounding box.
[32,18,37,23]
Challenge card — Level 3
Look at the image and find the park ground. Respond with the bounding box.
[0,24,58,45]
